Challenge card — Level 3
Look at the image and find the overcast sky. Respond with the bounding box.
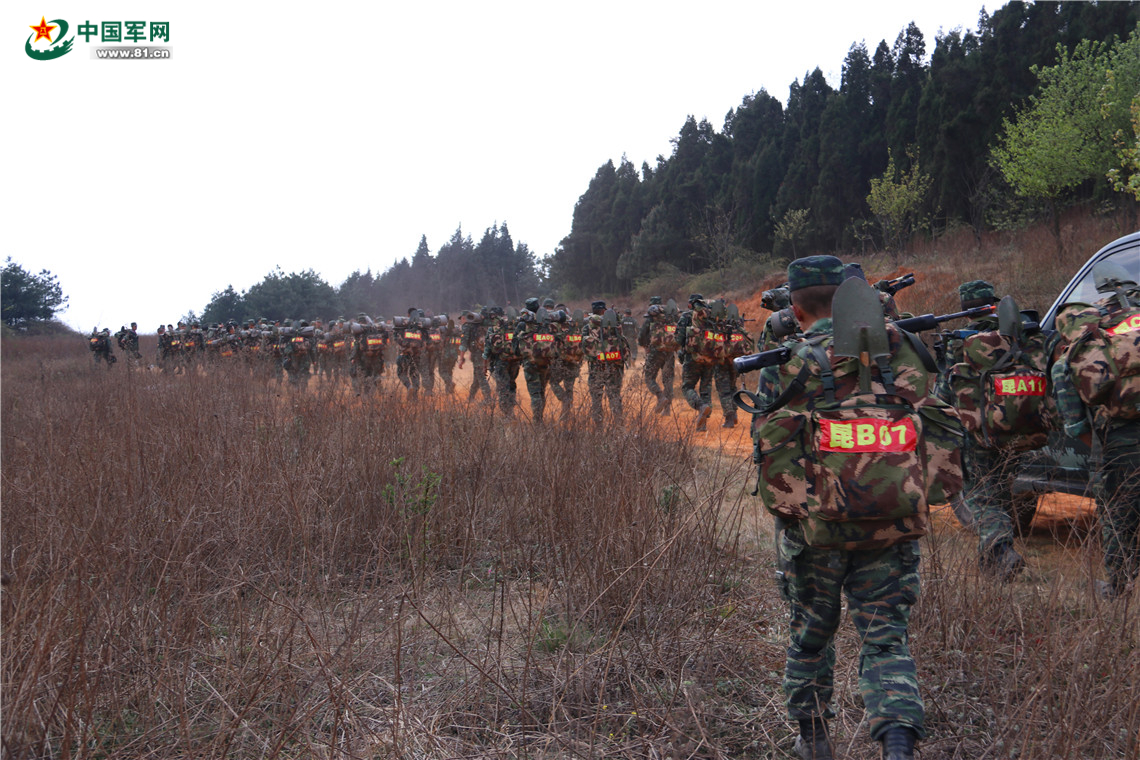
[4,0,995,333]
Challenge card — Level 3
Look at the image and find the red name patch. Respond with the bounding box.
[534,334,554,342]
[597,350,622,362]
[993,375,1046,396]
[404,331,421,340]
[1108,313,1140,336]
[819,418,917,452]
[665,326,676,334]
[566,335,582,343]
[703,331,725,342]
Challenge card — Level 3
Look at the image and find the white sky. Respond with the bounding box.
[3,0,993,333]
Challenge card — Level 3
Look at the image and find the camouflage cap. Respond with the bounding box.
[591,300,606,312]
[688,293,705,305]
[525,297,540,312]
[787,255,844,291]
[958,280,998,308]
[542,298,555,308]
[649,296,662,305]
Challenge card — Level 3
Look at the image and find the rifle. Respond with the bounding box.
[874,273,916,296]
[732,345,792,374]
[892,303,997,333]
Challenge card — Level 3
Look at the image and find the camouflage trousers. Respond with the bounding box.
[397,353,422,395]
[1097,421,1140,592]
[438,357,457,394]
[960,444,1019,555]
[352,354,384,392]
[643,349,675,400]
[523,362,551,422]
[467,355,493,403]
[550,359,581,419]
[284,355,312,387]
[587,360,624,424]
[421,351,439,394]
[681,359,736,420]
[490,358,521,416]
[777,521,925,741]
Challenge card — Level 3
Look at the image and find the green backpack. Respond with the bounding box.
[947,296,1054,450]
[750,280,964,550]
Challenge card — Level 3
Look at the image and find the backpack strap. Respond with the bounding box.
[806,339,836,403]
[900,328,939,374]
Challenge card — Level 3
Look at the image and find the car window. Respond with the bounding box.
[1062,245,1140,306]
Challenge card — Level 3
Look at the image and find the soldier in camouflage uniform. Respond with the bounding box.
[283,320,315,388]
[438,315,462,395]
[156,325,176,372]
[677,294,718,430]
[549,300,584,421]
[934,280,1025,581]
[395,308,427,399]
[421,312,443,396]
[350,314,388,393]
[484,306,521,416]
[638,296,678,414]
[89,327,116,367]
[582,300,628,425]
[759,285,795,352]
[1051,268,1140,599]
[752,256,930,760]
[514,297,557,423]
[459,309,493,405]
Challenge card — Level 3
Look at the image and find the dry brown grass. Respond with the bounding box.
[3,211,1138,759]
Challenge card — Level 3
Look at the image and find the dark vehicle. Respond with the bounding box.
[1004,231,1140,530]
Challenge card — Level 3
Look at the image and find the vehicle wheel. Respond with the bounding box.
[1010,492,1039,536]
[950,493,975,532]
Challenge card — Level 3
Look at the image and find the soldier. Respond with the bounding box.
[350,314,388,393]
[436,315,461,395]
[484,306,521,416]
[156,324,175,371]
[715,301,753,429]
[639,296,678,413]
[549,301,584,421]
[115,322,142,367]
[459,309,493,405]
[512,298,558,423]
[422,311,443,396]
[283,320,315,387]
[621,308,639,363]
[935,280,1025,581]
[760,285,798,352]
[395,307,426,399]
[88,327,116,366]
[677,294,717,430]
[751,255,934,760]
[581,300,628,425]
[1051,264,1140,599]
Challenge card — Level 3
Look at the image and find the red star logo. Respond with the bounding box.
[30,16,56,43]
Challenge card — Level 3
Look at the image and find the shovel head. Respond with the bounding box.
[603,308,619,328]
[666,298,679,317]
[997,295,1022,339]
[727,303,740,321]
[572,308,584,323]
[832,278,889,392]
[710,299,727,320]
[536,306,548,324]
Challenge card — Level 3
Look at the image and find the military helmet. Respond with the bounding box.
[958,280,998,309]
[525,297,540,312]
[542,298,556,308]
[591,300,606,314]
[649,296,662,305]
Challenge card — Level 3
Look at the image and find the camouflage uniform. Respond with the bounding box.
[156,326,176,371]
[283,322,315,387]
[422,314,443,395]
[514,298,555,423]
[395,311,426,398]
[89,328,116,366]
[754,256,928,755]
[638,297,677,413]
[582,302,627,425]
[438,317,462,395]
[934,281,1024,576]
[484,310,521,416]
[1052,293,1140,598]
[550,304,584,421]
[677,295,717,429]
[351,316,388,392]
[115,323,142,367]
[460,312,493,404]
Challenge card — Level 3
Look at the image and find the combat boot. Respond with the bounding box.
[793,720,833,760]
[656,393,671,414]
[880,726,916,760]
[722,413,737,429]
[695,404,712,431]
